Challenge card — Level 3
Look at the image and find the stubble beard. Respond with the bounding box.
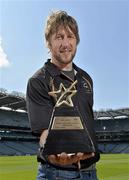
[53,49,76,67]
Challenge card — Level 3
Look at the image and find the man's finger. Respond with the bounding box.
[77,152,95,160]
[59,153,79,165]
[76,152,84,158]
[48,155,58,163]
[70,154,79,163]
[59,152,69,164]
[82,152,95,160]
[60,152,68,160]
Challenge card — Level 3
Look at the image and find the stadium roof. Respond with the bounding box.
[0,88,129,119]
[94,108,129,119]
[0,88,26,111]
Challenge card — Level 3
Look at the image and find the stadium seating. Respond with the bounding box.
[98,143,129,153]
[95,118,129,132]
[0,108,129,155]
[0,141,39,156]
[0,109,29,128]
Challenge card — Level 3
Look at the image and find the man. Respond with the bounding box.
[26,10,100,180]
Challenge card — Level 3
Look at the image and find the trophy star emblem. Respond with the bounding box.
[48,80,78,107]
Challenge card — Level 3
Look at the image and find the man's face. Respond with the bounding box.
[48,26,77,66]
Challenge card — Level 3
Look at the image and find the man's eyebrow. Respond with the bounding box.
[55,30,75,37]
[55,33,63,38]
[68,33,75,36]
[56,33,62,35]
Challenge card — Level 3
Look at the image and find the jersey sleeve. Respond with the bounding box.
[26,77,53,135]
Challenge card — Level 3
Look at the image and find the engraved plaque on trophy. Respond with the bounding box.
[43,80,95,155]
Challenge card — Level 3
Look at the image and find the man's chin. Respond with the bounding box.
[53,54,75,65]
[59,55,74,64]
[60,59,73,65]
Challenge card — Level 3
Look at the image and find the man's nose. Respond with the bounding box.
[62,37,69,47]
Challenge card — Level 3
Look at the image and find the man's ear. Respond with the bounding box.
[46,41,51,50]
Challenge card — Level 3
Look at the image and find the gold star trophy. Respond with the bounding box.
[43,80,95,155]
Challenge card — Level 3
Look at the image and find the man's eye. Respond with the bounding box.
[68,35,74,39]
[56,36,62,40]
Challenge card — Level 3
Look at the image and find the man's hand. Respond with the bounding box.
[48,152,95,166]
[40,129,48,147]
[40,130,95,166]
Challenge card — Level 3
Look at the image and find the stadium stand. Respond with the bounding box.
[0,89,129,155]
[94,109,129,153]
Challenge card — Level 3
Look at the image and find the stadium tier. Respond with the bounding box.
[0,89,129,155]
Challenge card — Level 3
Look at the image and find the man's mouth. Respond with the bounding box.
[60,49,71,53]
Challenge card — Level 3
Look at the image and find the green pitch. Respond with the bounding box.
[0,154,129,180]
[97,154,129,180]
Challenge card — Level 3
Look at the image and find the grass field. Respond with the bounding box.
[0,154,129,180]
